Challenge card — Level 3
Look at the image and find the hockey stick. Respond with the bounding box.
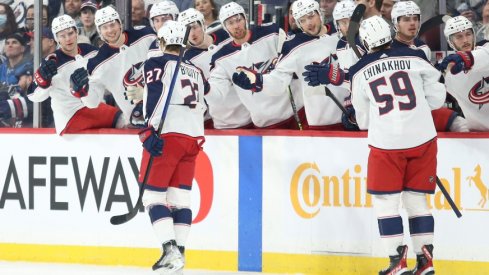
[110,26,192,226]
[436,176,462,218]
[277,28,302,130]
[418,14,451,37]
[346,3,365,59]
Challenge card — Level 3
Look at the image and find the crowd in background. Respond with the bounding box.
[1,0,489,129]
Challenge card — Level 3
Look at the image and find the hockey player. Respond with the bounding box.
[390,1,468,133]
[333,0,361,69]
[76,6,156,126]
[233,0,348,129]
[178,8,236,129]
[208,1,304,129]
[147,0,180,57]
[437,16,489,131]
[350,16,444,275]
[29,14,124,135]
[139,20,206,274]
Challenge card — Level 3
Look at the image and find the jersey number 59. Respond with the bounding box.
[369,71,416,115]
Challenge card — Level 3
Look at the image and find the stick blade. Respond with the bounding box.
[346,4,365,59]
[110,208,138,225]
[418,14,450,37]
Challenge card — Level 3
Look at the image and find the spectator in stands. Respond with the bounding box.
[195,0,220,29]
[475,0,489,41]
[64,0,83,27]
[0,3,19,54]
[380,0,398,21]
[0,33,33,89]
[132,0,150,27]
[24,4,49,32]
[79,0,102,47]
[26,27,57,58]
[319,0,337,24]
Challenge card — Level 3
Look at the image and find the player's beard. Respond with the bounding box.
[231,27,247,40]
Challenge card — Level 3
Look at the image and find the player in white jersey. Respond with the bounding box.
[147,0,180,58]
[233,0,348,129]
[437,16,489,131]
[74,6,156,127]
[29,14,124,135]
[139,20,206,274]
[390,1,469,133]
[350,16,445,275]
[208,2,303,129]
[333,0,363,70]
[178,8,235,129]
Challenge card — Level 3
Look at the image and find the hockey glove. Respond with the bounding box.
[124,85,143,104]
[139,127,164,157]
[303,63,344,87]
[341,95,359,131]
[130,101,145,128]
[34,59,57,88]
[232,66,263,93]
[438,51,474,75]
[70,68,89,98]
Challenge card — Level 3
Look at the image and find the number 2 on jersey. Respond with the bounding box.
[181,79,199,108]
[369,71,416,115]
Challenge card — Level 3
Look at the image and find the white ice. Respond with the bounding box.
[0,261,283,275]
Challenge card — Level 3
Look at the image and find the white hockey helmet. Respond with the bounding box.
[332,0,356,37]
[158,20,187,46]
[150,1,179,20]
[444,16,475,50]
[291,0,322,30]
[360,15,392,52]
[178,8,205,30]
[51,15,77,42]
[219,2,247,32]
[95,6,121,34]
[391,1,421,32]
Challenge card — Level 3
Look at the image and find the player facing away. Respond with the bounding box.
[29,14,124,135]
[437,16,489,131]
[76,6,156,127]
[208,2,304,129]
[390,1,469,132]
[139,20,206,274]
[349,16,445,275]
[177,8,235,129]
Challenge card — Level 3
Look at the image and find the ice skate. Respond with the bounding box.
[379,245,412,275]
[152,240,184,274]
[411,245,434,275]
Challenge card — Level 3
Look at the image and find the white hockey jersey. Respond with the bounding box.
[262,32,348,126]
[29,44,98,134]
[350,47,445,149]
[143,54,206,137]
[444,46,489,131]
[86,27,156,122]
[208,23,300,127]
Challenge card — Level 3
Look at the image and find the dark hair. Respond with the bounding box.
[0,3,18,36]
[375,0,383,11]
[26,4,50,26]
[165,44,182,52]
[194,0,218,21]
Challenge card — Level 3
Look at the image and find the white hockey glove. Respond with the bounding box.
[124,85,143,104]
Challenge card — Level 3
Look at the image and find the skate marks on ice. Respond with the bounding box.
[0,261,291,275]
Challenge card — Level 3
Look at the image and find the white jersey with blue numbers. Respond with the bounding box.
[29,44,98,134]
[86,27,156,122]
[143,54,206,137]
[350,47,445,150]
[444,46,489,131]
[208,23,299,128]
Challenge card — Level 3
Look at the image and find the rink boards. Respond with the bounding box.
[0,129,488,274]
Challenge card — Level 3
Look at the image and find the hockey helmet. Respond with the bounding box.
[95,6,121,34]
[158,20,187,47]
[359,15,392,52]
[444,16,475,50]
[150,1,179,21]
[178,8,205,30]
[391,1,421,32]
[219,2,246,32]
[51,14,77,42]
[291,0,322,30]
[332,0,356,37]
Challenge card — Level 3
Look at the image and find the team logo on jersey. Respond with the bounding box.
[468,76,489,109]
[123,62,145,88]
[251,59,275,74]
